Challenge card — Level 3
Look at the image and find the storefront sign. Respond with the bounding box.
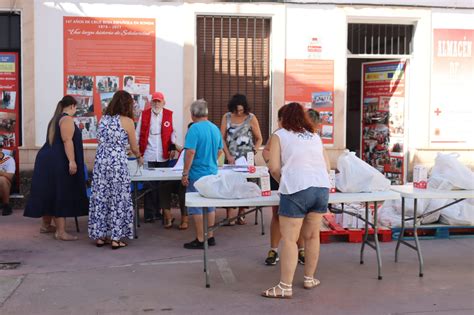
[63,17,156,142]
[284,59,335,144]
[430,29,473,147]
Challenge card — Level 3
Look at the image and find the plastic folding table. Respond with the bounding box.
[186,190,400,287]
[390,185,474,277]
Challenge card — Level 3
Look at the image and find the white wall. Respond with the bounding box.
[286,5,347,149]
[35,0,185,146]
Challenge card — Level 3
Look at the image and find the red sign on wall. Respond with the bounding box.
[0,52,20,190]
[63,17,156,143]
[285,59,335,144]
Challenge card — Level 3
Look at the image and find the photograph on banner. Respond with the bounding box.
[0,91,16,110]
[0,112,16,133]
[0,133,15,147]
[319,111,333,124]
[74,116,98,141]
[311,91,333,108]
[321,125,333,140]
[100,92,114,112]
[132,94,150,121]
[74,96,94,117]
[66,75,94,96]
[96,76,119,93]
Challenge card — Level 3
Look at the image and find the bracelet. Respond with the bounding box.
[182,173,188,177]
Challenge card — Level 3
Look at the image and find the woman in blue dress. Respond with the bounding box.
[88,90,143,249]
[24,95,88,241]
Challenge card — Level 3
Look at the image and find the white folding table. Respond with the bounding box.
[130,166,269,237]
[186,190,400,287]
[390,185,474,277]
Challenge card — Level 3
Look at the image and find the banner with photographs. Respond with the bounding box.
[63,17,156,143]
[0,52,20,191]
[361,60,407,185]
[284,59,335,144]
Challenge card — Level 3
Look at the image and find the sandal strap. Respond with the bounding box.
[264,282,293,297]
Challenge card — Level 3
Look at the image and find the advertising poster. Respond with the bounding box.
[0,52,20,191]
[430,29,473,147]
[361,60,407,185]
[285,59,335,144]
[64,17,156,143]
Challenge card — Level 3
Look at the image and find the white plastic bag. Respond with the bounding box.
[335,150,391,192]
[127,158,142,176]
[429,153,474,190]
[439,199,474,225]
[378,200,404,227]
[194,172,261,199]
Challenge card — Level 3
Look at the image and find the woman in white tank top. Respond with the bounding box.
[262,103,330,299]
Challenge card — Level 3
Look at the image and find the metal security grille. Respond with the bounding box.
[0,13,21,49]
[348,23,413,55]
[196,16,271,142]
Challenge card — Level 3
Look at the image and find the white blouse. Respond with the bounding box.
[275,128,330,195]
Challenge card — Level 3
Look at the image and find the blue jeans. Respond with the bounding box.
[186,179,216,216]
[279,187,329,218]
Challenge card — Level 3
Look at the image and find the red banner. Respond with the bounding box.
[64,17,156,143]
[285,59,335,144]
[361,60,407,185]
[0,52,20,190]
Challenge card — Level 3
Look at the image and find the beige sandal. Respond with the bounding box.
[54,232,78,241]
[261,281,293,299]
[303,276,321,290]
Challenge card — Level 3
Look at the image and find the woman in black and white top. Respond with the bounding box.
[262,102,330,299]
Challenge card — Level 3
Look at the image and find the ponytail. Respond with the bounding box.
[47,96,77,145]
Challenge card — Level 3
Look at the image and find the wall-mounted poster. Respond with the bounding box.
[285,59,335,144]
[361,60,407,185]
[430,29,473,148]
[63,17,156,143]
[0,52,20,191]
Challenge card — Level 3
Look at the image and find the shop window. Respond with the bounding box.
[348,23,413,55]
[196,15,271,142]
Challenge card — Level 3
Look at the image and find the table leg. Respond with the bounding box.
[373,201,382,280]
[260,207,265,235]
[203,207,210,288]
[133,182,139,239]
[360,202,369,265]
[395,197,406,262]
[413,199,424,277]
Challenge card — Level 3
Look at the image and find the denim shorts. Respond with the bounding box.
[186,179,216,216]
[279,187,329,218]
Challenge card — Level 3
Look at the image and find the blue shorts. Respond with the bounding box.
[187,179,216,216]
[279,187,329,218]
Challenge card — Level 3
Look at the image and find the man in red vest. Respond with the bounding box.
[136,91,177,223]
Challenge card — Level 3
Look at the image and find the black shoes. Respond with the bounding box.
[265,250,279,265]
[183,237,216,250]
[1,204,12,216]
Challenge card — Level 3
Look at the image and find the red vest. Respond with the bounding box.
[139,108,174,160]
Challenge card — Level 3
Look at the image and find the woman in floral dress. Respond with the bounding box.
[88,90,144,249]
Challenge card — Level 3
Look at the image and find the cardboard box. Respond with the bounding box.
[329,170,336,193]
[260,175,271,196]
[413,165,427,189]
[247,152,256,173]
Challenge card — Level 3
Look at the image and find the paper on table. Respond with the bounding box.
[172,150,185,171]
[235,156,248,166]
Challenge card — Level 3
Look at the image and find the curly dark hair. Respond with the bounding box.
[281,102,315,133]
[227,93,250,114]
[104,90,134,119]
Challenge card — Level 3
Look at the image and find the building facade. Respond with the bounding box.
[0,0,472,183]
